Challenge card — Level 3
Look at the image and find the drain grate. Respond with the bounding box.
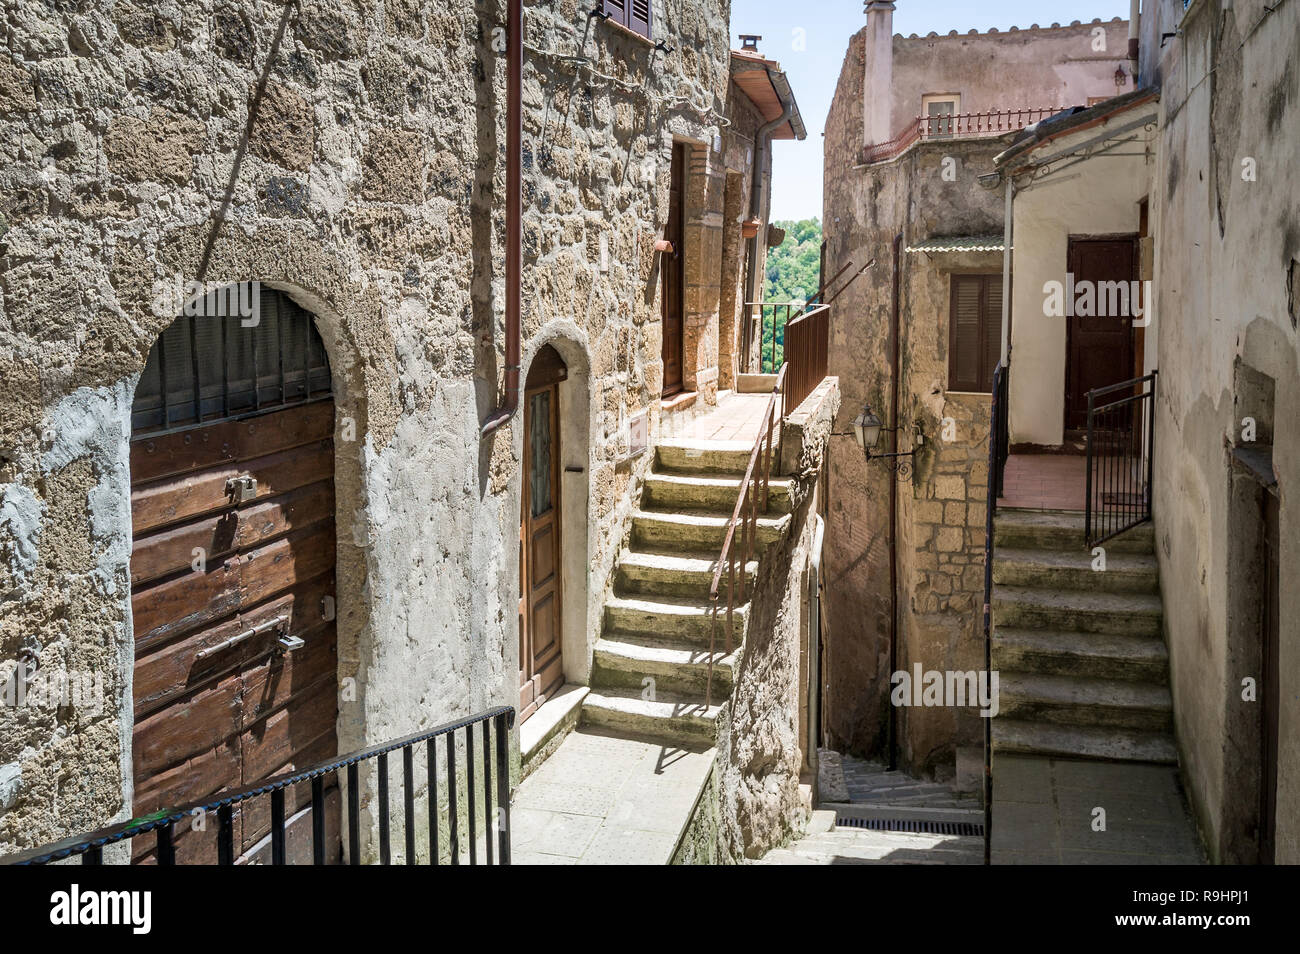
[835,816,984,837]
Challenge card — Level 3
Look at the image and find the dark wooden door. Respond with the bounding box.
[519,348,565,722]
[129,291,340,864]
[661,143,686,397]
[1260,490,1280,864]
[1065,238,1137,429]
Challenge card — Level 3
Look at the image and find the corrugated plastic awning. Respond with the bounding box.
[905,235,1007,254]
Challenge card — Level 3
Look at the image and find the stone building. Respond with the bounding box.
[0,0,832,865]
[820,4,1131,777]
[990,0,1298,864]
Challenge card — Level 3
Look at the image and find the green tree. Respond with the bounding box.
[760,218,822,372]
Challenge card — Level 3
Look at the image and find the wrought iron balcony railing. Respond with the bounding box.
[862,107,1063,163]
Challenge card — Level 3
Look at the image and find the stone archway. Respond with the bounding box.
[517,326,595,697]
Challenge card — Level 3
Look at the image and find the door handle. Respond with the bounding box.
[195,614,289,661]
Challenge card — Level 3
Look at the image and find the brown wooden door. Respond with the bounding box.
[1260,490,1280,864]
[1065,237,1137,429]
[129,292,340,864]
[661,143,686,397]
[519,347,565,722]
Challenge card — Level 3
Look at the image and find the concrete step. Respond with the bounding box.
[993,626,1169,682]
[603,593,747,645]
[993,547,1159,594]
[992,585,1162,637]
[992,718,1177,764]
[581,688,719,748]
[761,830,984,865]
[591,632,736,697]
[643,471,794,514]
[998,672,1173,732]
[655,440,761,476]
[632,509,789,552]
[615,548,757,600]
[994,509,1155,554]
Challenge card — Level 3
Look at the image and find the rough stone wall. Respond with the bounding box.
[822,19,1013,775]
[0,0,734,852]
[713,381,838,861]
[1142,0,1300,864]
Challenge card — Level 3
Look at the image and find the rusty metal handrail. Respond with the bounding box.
[704,364,787,707]
[783,303,830,418]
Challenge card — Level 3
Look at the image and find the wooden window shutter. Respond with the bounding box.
[949,275,984,392]
[602,0,628,27]
[948,274,1003,393]
[629,0,651,37]
[981,274,1003,392]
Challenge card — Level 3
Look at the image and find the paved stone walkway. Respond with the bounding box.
[998,453,1090,510]
[991,753,1205,864]
[665,391,771,443]
[510,729,713,865]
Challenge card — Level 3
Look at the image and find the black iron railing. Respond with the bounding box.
[1085,372,1157,547]
[992,363,1010,499]
[2,706,514,866]
[749,301,797,375]
[745,260,870,376]
[980,360,1007,866]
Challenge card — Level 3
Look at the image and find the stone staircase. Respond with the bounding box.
[759,755,983,865]
[990,510,1177,763]
[581,439,793,748]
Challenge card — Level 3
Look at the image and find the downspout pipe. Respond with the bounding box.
[481,0,523,438]
[808,513,826,785]
[1128,0,1140,80]
[1000,177,1014,366]
[887,231,902,771]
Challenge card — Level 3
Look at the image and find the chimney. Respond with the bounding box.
[863,1,896,147]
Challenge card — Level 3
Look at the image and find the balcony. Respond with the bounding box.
[862,107,1063,164]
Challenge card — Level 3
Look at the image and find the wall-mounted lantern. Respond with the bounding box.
[1114,65,1129,89]
[852,402,922,476]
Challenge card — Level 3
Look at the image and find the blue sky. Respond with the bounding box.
[729,0,1133,221]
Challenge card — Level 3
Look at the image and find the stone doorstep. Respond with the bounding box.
[519,684,589,780]
[660,390,698,414]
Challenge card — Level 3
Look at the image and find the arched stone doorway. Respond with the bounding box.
[519,344,567,721]
[128,286,341,863]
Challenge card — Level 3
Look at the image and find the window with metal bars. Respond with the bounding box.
[602,0,651,39]
[132,286,331,437]
[947,273,1002,393]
